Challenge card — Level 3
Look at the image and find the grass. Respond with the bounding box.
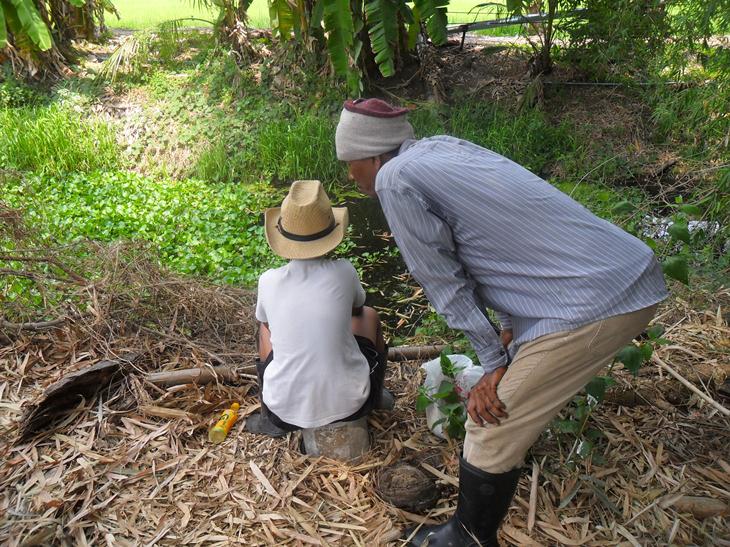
[409,102,579,178]
[0,104,120,174]
[107,0,275,30]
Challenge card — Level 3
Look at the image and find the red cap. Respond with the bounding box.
[344,98,409,119]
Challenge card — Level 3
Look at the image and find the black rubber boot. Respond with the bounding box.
[244,412,288,438]
[406,457,521,546]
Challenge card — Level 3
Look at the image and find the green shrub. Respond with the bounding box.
[0,105,120,173]
[560,0,669,79]
[0,72,42,108]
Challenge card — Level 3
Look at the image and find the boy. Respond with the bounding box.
[246,180,391,437]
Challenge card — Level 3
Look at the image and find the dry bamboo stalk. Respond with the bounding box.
[147,345,447,387]
[528,462,539,532]
[147,364,242,387]
[651,355,730,416]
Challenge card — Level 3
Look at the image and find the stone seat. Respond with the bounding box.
[301,416,370,460]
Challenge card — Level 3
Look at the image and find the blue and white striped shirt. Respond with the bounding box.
[376,136,668,373]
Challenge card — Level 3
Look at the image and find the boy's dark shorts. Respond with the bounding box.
[255,335,385,432]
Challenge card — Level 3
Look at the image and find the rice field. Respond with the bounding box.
[107,0,518,36]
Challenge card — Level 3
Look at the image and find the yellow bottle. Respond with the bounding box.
[208,402,240,444]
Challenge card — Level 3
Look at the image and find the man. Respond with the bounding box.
[335,98,667,546]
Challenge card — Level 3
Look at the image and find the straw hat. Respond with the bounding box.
[264,180,348,260]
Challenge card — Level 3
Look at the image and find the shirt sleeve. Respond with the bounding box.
[345,260,367,307]
[378,185,508,373]
[496,311,512,330]
[255,275,268,323]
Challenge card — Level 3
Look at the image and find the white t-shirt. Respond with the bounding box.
[255,258,370,428]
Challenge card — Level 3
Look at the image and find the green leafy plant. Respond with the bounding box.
[0,0,52,52]
[416,351,468,440]
[553,325,669,465]
[2,171,280,286]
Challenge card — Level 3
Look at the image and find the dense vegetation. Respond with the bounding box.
[0,0,727,476]
[1,1,727,331]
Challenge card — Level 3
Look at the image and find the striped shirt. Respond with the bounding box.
[376,136,668,373]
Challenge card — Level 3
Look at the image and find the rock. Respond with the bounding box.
[301,417,370,461]
[376,463,440,513]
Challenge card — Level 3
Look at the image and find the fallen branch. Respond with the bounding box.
[147,364,241,387]
[0,254,87,285]
[652,355,730,416]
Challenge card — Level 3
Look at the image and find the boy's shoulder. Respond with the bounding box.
[258,264,286,285]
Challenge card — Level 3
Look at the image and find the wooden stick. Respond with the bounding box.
[147,345,448,387]
[527,461,539,532]
[387,344,446,362]
[651,355,730,416]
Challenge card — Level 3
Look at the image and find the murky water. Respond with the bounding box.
[345,197,426,328]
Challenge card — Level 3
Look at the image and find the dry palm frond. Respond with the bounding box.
[96,31,151,83]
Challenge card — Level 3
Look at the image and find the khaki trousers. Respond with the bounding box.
[463,304,658,474]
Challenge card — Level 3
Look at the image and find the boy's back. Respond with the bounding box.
[256,257,370,428]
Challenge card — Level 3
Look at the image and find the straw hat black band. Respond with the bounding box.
[277,217,338,242]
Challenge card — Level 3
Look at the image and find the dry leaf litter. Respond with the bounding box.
[1,240,729,546]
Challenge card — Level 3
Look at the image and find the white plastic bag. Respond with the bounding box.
[420,354,484,439]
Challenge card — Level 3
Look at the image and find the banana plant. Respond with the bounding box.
[1,0,113,79]
[266,0,451,93]
[0,0,53,51]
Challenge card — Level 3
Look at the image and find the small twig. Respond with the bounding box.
[652,355,730,416]
[0,255,87,285]
[0,316,67,331]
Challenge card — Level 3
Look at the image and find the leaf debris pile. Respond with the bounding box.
[1,237,728,545]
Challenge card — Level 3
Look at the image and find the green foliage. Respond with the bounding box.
[322,0,359,89]
[263,0,451,92]
[561,0,669,78]
[268,0,295,38]
[364,0,401,77]
[3,171,279,285]
[411,102,577,176]
[0,104,119,173]
[554,325,668,465]
[662,255,689,286]
[0,70,40,107]
[414,0,449,46]
[0,0,53,51]
[614,344,643,375]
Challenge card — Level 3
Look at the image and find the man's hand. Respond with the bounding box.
[500,328,513,349]
[467,366,509,426]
